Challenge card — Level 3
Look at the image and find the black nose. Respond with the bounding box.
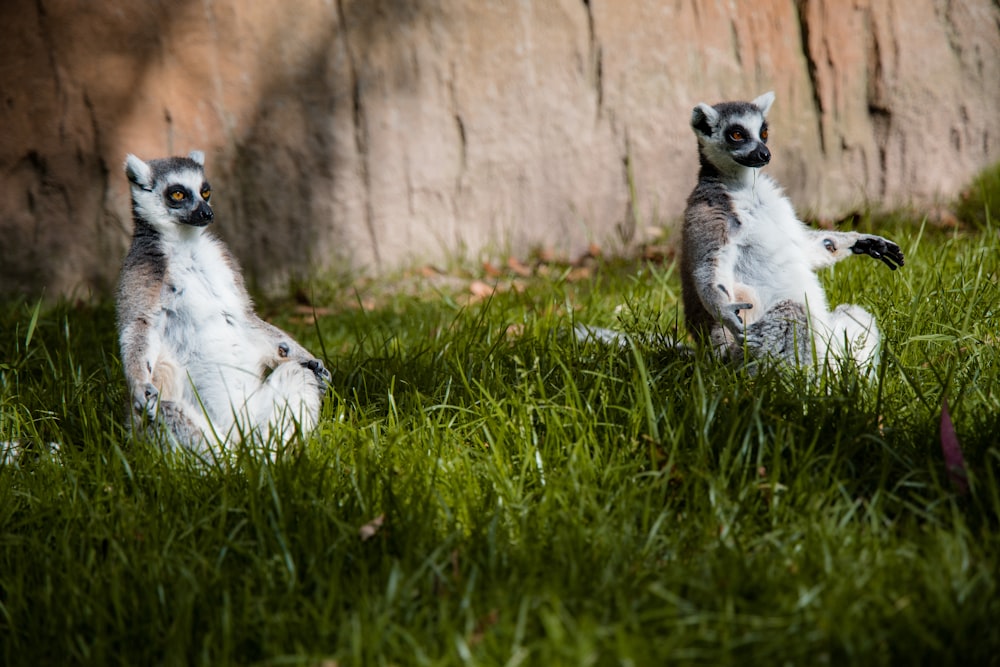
[187,202,214,226]
[754,145,771,165]
[196,202,214,221]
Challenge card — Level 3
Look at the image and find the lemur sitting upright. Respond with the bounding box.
[117,151,330,454]
[681,92,904,370]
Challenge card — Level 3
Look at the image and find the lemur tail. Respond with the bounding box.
[2,440,61,465]
[573,324,692,353]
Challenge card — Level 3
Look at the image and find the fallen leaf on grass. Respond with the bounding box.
[565,266,593,282]
[940,398,969,495]
[506,256,534,277]
[469,280,497,300]
[359,514,385,541]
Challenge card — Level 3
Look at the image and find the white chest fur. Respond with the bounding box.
[155,232,269,415]
[726,175,830,317]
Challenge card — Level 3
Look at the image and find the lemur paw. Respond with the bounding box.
[301,358,332,394]
[851,236,904,270]
[134,383,160,419]
[721,302,754,336]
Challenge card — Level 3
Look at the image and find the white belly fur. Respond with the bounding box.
[155,237,272,430]
[728,177,830,328]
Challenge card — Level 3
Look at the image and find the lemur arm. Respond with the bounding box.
[251,315,332,393]
[693,239,754,336]
[120,315,163,412]
[804,230,904,271]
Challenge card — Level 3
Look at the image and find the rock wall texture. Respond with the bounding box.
[2,0,998,297]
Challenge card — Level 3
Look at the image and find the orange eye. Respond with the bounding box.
[170,190,185,202]
[201,189,211,201]
[730,130,743,141]
[761,128,769,140]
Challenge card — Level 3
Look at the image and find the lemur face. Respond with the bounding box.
[691,92,775,174]
[125,151,214,229]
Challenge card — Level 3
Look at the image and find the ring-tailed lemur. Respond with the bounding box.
[681,92,904,370]
[117,151,330,454]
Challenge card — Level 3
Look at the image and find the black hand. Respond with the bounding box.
[302,359,332,392]
[851,236,904,270]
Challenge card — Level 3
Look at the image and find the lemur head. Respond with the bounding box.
[124,151,214,230]
[690,92,775,179]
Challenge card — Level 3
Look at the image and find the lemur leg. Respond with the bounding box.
[240,361,325,443]
[822,304,881,369]
[738,300,813,366]
[154,400,214,452]
[805,231,904,271]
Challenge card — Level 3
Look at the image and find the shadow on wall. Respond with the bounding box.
[0,1,180,297]
[222,0,436,293]
[0,0,428,298]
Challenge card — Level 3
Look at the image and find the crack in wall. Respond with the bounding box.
[618,130,638,247]
[446,63,468,235]
[582,0,603,118]
[336,0,381,269]
[730,17,743,68]
[865,7,891,200]
[448,66,467,203]
[794,0,827,154]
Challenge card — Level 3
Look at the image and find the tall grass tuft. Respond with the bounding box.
[1,214,998,665]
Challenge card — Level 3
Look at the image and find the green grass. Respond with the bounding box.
[1,216,999,666]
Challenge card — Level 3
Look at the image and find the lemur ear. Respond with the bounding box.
[187,150,205,166]
[691,103,719,137]
[753,91,775,117]
[124,154,153,188]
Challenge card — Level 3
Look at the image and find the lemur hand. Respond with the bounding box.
[720,302,754,337]
[851,235,904,270]
[134,382,160,418]
[277,341,331,394]
[301,358,332,394]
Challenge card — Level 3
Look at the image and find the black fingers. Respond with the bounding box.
[851,237,905,270]
[301,358,333,390]
[880,241,905,269]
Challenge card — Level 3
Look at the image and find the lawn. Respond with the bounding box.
[1,209,998,665]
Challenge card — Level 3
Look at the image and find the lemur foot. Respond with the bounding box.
[851,235,904,270]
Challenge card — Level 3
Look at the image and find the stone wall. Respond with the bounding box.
[2,0,998,297]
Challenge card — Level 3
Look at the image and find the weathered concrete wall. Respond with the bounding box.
[1,0,998,297]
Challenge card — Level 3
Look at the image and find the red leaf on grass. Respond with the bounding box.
[940,399,969,495]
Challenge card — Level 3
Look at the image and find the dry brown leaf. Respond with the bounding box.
[506,256,533,277]
[469,280,497,300]
[418,264,442,277]
[359,514,385,541]
[482,261,503,278]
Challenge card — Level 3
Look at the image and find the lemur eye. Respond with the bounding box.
[761,128,769,141]
[201,189,211,201]
[730,130,744,141]
[169,189,186,202]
